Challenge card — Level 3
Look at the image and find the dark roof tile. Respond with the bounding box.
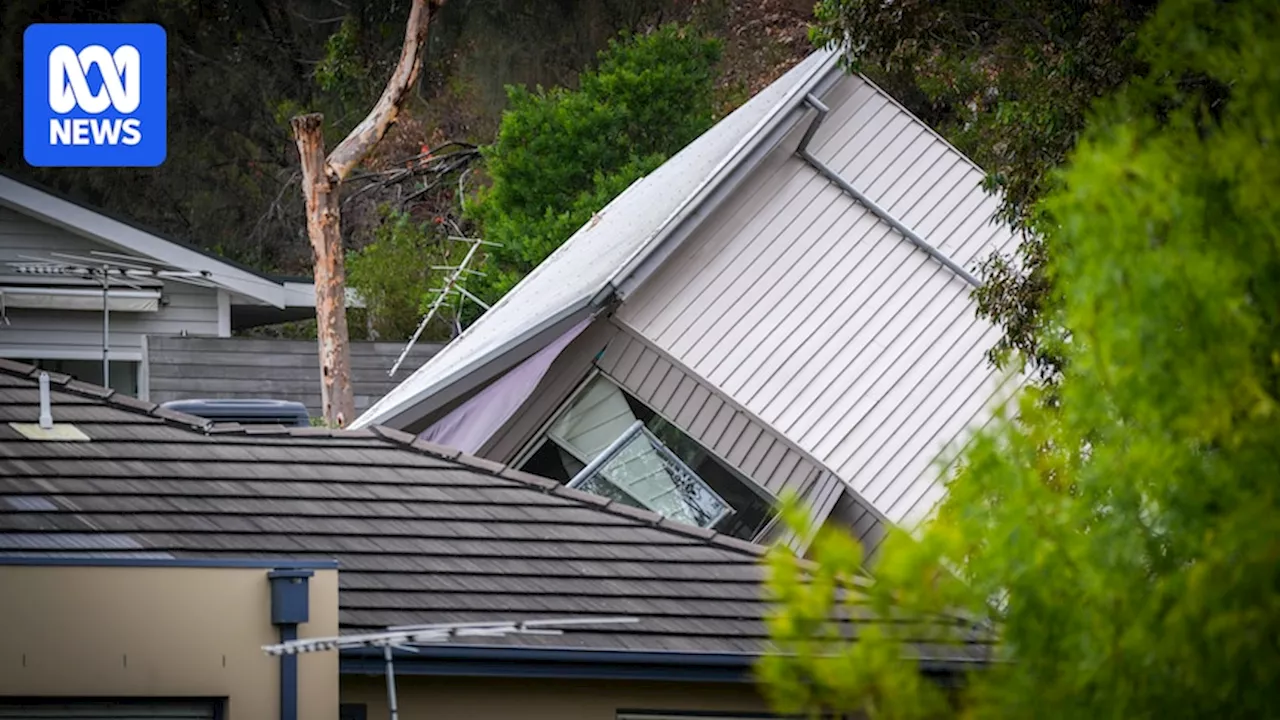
[105,392,157,413]
[0,364,989,661]
[0,359,37,377]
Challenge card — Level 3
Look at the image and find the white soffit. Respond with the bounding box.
[353,50,839,429]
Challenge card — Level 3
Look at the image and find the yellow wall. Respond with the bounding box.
[0,564,339,720]
[342,674,772,720]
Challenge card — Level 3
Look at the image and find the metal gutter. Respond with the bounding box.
[591,50,843,306]
[793,94,981,288]
[341,646,759,683]
[338,644,985,684]
[0,557,339,569]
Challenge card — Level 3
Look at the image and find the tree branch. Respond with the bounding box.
[325,0,446,181]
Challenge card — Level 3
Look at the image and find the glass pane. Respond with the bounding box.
[528,374,766,536]
[579,427,730,528]
[546,376,639,461]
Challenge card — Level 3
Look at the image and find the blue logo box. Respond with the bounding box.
[24,23,167,167]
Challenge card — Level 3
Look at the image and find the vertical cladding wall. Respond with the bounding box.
[0,207,222,359]
[596,326,841,513]
[619,73,1020,529]
[596,324,858,551]
[0,564,339,720]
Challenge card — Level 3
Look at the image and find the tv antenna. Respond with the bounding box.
[263,616,638,720]
[4,251,218,389]
[387,233,499,378]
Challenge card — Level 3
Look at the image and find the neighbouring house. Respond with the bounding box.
[0,360,991,719]
[0,174,434,414]
[351,49,1022,556]
[0,172,318,396]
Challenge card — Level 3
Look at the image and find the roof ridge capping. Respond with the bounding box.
[0,358,212,432]
[365,425,773,561]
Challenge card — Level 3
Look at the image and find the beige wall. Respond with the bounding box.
[0,564,339,720]
[341,675,771,720]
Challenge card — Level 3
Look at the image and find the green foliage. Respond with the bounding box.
[759,498,957,720]
[0,0,685,277]
[763,0,1280,716]
[470,24,722,300]
[812,0,1158,382]
[315,17,365,95]
[347,210,464,341]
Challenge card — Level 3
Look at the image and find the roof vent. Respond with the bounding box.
[9,371,90,442]
[38,371,53,429]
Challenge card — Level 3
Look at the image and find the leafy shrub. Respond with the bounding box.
[347,210,458,340]
[470,24,723,300]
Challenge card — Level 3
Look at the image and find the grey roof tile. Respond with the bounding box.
[0,360,990,662]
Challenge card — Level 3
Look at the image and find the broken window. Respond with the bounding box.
[519,374,773,539]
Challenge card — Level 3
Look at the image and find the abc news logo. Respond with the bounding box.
[24,24,167,167]
[48,44,144,146]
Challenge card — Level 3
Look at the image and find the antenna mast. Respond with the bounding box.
[388,235,498,377]
[5,252,216,389]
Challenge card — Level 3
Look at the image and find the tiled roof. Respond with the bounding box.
[0,360,989,663]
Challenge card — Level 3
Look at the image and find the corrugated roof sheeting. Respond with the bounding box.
[619,73,1022,530]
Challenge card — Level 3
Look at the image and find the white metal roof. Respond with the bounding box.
[353,50,840,429]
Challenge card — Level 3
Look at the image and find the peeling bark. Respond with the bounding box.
[292,113,355,427]
[291,0,445,427]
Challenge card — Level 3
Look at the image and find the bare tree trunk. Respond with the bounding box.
[291,0,444,427]
[292,113,355,427]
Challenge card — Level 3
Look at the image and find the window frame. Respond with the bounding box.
[512,369,779,534]
[510,368,607,470]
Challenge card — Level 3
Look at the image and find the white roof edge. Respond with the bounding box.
[352,298,596,429]
[352,49,844,431]
[0,174,287,307]
[598,49,841,302]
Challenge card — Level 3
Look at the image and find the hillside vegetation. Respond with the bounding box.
[0,0,814,343]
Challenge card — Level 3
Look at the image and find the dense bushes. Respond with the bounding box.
[471,24,723,300]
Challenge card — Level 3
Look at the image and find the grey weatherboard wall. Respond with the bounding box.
[0,206,222,361]
[146,336,441,417]
[596,326,846,523]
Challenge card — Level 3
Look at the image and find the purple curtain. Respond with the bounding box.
[418,317,592,454]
